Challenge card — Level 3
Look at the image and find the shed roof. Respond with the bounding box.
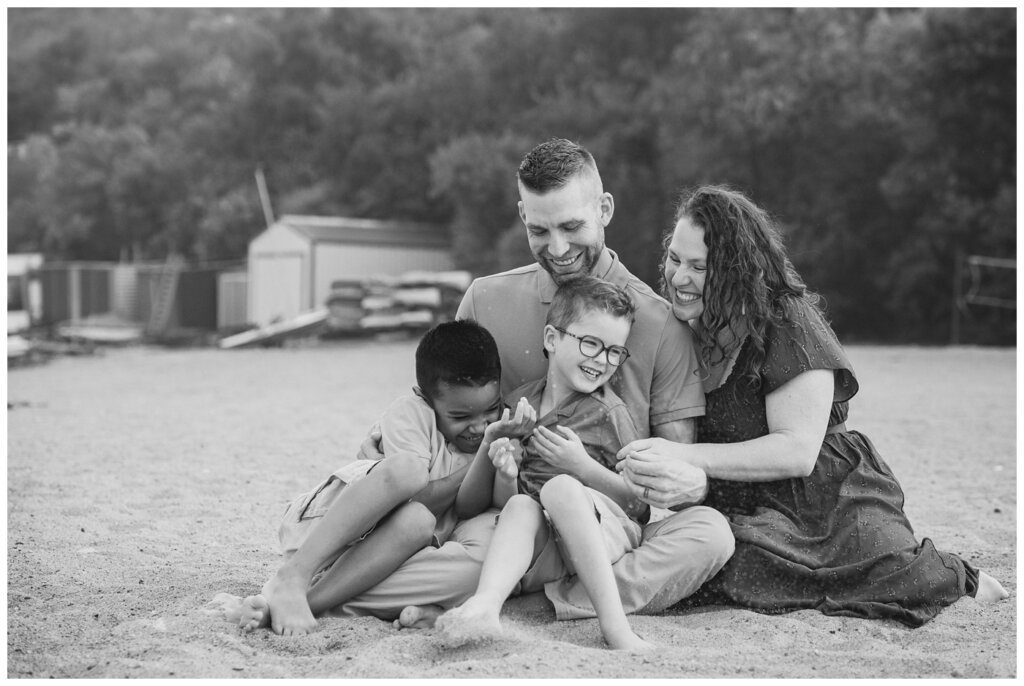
[278,215,450,249]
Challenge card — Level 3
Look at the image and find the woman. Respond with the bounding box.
[618,185,1006,626]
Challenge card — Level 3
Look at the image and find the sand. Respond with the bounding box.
[6,338,1016,678]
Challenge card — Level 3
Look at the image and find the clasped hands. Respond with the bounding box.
[615,437,709,509]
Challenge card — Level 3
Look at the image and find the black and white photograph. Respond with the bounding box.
[6,6,1016,679]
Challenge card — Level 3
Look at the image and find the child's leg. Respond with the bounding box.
[305,501,435,614]
[263,455,429,636]
[539,475,652,652]
[238,500,436,632]
[435,494,548,640]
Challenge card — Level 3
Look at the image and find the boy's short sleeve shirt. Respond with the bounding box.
[509,379,641,500]
[456,249,705,438]
[336,393,473,543]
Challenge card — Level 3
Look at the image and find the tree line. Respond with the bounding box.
[7,8,1016,343]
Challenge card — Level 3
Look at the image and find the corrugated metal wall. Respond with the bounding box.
[33,262,224,331]
[217,271,249,329]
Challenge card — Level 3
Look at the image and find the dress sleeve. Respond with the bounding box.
[761,299,858,403]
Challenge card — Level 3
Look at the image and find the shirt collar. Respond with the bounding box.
[537,248,619,304]
[524,379,608,424]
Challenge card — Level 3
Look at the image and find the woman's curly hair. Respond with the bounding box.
[659,185,822,387]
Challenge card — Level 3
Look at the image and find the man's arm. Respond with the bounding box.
[647,417,707,507]
[647,313,704,442]
[454,280,476,320]
[651,417,696,444]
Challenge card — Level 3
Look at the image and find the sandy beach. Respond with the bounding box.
[6,339,1016,678]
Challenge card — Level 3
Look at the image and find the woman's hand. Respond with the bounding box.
[616,438,709,509]
[530,425,592,477]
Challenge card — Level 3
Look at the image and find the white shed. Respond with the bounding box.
[247,215,453,326]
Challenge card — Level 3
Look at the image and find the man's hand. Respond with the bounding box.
[357,422,385,461]
[616,438,709,508]
[484,397,537,442]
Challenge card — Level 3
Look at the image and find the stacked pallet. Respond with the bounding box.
[324,271,471,336]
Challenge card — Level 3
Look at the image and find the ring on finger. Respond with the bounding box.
[643,486,650,500]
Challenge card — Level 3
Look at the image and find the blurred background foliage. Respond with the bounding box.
[7,7,1016,343]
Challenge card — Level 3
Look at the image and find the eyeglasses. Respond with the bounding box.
[554,328,630,366]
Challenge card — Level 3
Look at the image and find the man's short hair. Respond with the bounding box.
[517,137,600,194]
[416,319,502,399]
[546,276,636,330]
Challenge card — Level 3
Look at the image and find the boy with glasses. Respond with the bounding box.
[435,276,653,652]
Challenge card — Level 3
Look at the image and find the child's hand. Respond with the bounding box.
[485,397,537,441]
[488,437,522,480]
[530,425,590,475]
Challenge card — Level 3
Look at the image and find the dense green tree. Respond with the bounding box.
[6,7,1015,342]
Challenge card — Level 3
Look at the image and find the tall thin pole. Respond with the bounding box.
[255,166,275,228]
[951,249,963,345]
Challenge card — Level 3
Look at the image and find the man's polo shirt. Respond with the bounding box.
[456,249,705,438]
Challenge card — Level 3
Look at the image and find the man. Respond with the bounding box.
[454,138,733,620]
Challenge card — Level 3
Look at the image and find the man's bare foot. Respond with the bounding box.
[238,594,272,633]
[434,594,503,647]
[204,592,247,623]
[975,571,1009,603]
[393,604,445,630]
[262,569,317,636]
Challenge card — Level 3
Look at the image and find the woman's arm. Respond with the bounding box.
[694,368,833,480]
[618,369,833,507]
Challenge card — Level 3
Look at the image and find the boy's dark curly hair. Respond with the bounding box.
[415,319,501,399]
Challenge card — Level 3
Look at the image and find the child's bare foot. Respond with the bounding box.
[393,604,445,630]
[601,619,656,653]
[434,594,503,646]
[606,630,656,653]
[975,571,1009,602]
[204,592,247,623]
[238,594,272,633]
[262,570,317,636]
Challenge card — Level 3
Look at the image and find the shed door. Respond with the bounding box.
[253,253,304,326]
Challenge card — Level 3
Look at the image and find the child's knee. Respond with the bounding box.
[502,493,543,519]
[538,474,584,512]
[390,501,436,545]
[375,454,430,496]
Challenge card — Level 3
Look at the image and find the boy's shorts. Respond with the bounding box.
[517,487,642,594]
[277,460,380,556]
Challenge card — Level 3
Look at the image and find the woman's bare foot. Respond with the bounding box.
[434,594,503,646]
[262,569,318,636]
[238,594,272,633]
[393,604,445,630]
[975,571,1009,602]
[204,592,247,623]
